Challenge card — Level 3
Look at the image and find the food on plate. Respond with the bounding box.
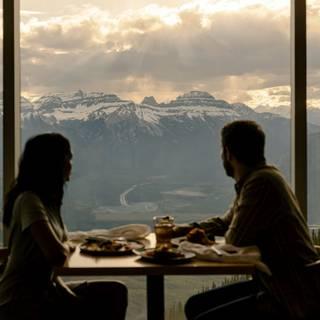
[145,244,184,259]
[186,228,214,245]
[80,238,133,254]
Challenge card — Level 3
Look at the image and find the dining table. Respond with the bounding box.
[56,233,257,320]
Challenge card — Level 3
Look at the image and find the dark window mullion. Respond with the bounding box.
[291,0,307,218]
[3,0,21,244]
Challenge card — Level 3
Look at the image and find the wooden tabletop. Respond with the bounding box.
[56,234,256,276]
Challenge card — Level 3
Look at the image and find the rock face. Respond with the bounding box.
[171,91,217,106]
[141,96,158,106]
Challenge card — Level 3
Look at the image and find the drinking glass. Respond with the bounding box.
[153,215,175,247]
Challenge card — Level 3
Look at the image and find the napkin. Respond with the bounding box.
[179,241,271,275]
[68,224,151,242]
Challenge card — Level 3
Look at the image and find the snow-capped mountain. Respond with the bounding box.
[255,104,320,126]
[13,90,292,178]
[2,90,320,226]
[255,105,290,117]
[141,96,158,106]
[17,90,291,180]
[22,90,257,125]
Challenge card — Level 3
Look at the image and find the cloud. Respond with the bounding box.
[308,86,320,100]
[18,2,318,107]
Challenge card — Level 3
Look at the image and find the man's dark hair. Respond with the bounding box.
[221,120,266,167]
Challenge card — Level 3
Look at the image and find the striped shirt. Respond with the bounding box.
[196,164,320,319]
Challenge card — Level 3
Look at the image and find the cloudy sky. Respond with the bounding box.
[18,0,320,108]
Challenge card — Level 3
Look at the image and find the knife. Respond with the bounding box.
[210,245,223,256]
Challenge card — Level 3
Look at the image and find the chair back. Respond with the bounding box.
[0,247,9,261]
[0,247,9,274]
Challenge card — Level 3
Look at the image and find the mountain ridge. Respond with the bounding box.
[18,90,266,125]
[1,89,320,227]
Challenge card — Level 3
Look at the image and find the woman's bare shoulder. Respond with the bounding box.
[15,191,42,207]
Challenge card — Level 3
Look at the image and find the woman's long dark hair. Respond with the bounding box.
[3,133,72,227]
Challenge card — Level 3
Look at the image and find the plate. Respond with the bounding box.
[171,236,188,246]
[171,236,224,247]
[104,224,152,240]
[133,248,195,264]
[79,238,144,256]
[68,224,151,243]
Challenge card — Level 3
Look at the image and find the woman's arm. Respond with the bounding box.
[30,220,70,266]
[53,275,78,299]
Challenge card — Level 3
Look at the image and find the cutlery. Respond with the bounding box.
[210,245,223,256]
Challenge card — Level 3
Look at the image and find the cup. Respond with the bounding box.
[153,215,175,248]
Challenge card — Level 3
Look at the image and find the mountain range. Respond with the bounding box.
[0,90,319,229]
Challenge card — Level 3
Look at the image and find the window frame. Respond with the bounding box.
[3,0,21,197]
[291,0,307,216]
[3,0,21,244]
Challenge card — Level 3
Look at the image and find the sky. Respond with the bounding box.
[14,0,320,108]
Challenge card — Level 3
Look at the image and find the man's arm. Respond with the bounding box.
[197,207,234,239]
[173,206,234,239]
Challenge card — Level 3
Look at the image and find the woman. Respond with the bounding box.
[0,133,127,320]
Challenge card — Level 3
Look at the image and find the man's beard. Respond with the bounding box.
[223,159,234,177]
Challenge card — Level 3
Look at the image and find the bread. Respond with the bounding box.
[186,228,213,245]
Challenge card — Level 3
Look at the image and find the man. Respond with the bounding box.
[178,120,320,320]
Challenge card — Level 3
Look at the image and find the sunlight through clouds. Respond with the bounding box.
[18,1,319,109]
[247,86,291,109]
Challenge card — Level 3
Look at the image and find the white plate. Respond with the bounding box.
[105,224,152,240]
[133,248,195,264]
[171,236,225,246]
[171,236,188,246]
[68,224,152,243]
[80,239,144,256]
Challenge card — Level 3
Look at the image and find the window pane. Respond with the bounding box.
[307,0,320,226]
[20,0,291,228]
[21,1,290,319]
